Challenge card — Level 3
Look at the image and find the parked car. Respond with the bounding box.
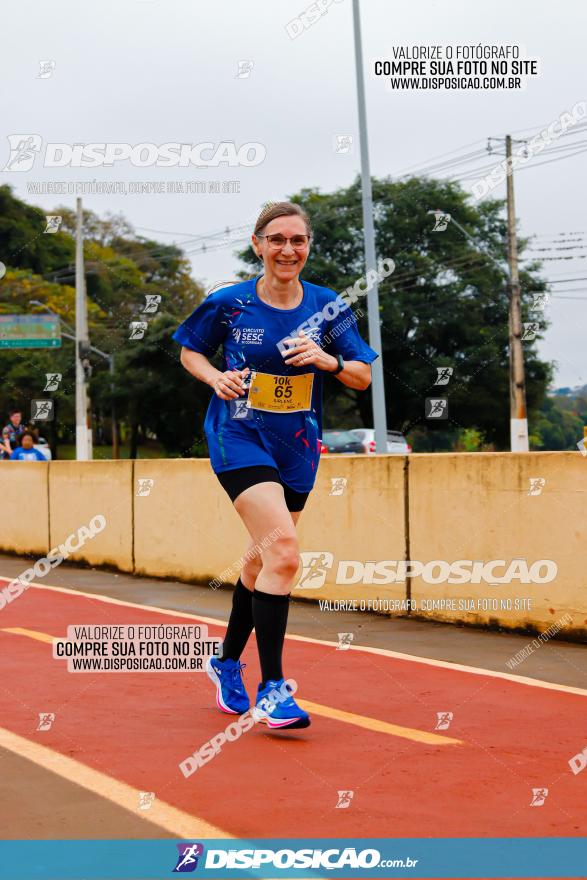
[33,437,52,460]
[321,430,365,454]
[349,428,412,454]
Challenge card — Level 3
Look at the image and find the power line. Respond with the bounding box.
[461,144,587,182]
[392,139,486,178]
[544,276,587,283]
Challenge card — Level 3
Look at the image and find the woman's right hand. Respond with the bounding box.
[213,367,250,400]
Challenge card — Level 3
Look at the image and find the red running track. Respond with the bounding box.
[0,579,586,843]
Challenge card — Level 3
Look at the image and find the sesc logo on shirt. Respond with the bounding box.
[232,327,264,345]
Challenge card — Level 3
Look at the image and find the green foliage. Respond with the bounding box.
[93,314,210,456]
[0,185,207,455]
[455,427,486,452]
[239,176,553,450]
[531,394,585,450]
[0,176,557,456]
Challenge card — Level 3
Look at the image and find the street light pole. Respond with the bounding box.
[352,0,388,454]
[109,354,119,459]
[31,300,117,458]
[75,197,92,460]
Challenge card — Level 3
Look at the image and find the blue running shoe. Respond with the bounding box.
[206,657,250,715]
[252,678,311,730]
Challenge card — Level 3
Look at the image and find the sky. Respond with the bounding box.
[2,0,586,388]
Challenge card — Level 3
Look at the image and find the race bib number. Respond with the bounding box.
[247,371,314,413]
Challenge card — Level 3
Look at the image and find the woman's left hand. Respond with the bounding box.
[281,329,339,372]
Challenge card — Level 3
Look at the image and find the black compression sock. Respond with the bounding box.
[252,589,290,685]
[221,578,254,662]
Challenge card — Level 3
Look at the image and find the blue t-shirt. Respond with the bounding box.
[173,276,378,492]
[10,447,47,461]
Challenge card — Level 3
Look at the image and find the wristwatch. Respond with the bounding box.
[331,354,345,375]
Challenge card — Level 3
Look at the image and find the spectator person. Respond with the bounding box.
[9,432,47,461]
[2,409,26,459]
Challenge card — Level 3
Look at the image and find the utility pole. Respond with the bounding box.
[352,0,388,454]
[505,135,529,452]
[75,198,93,460]
[110,354,119,459]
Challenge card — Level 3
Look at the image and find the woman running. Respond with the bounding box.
[173,201,377,730]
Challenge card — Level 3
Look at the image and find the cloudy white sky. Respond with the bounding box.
[3,0,586,387]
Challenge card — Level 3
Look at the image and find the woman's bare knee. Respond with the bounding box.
[264,536,299,580]
[241,556,262,589]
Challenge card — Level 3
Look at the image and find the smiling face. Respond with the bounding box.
[252,215,310,284]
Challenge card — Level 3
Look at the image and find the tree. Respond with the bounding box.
[239,176,553,449]
[532,394,584,451]
[95,314,210,457]
[0,186,208,455]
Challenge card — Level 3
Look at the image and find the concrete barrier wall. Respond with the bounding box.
[133,459,249,582]
[0,462,49,556]
[0,452,584,638]
[293,455,406,605]
[408,452,587,636]
[48,461,134,572]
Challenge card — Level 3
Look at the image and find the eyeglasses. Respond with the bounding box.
[257,234,311,250]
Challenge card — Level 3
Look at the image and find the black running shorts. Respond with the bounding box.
[216,465,310,512]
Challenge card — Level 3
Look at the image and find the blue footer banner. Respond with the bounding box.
[0,838,586,878]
